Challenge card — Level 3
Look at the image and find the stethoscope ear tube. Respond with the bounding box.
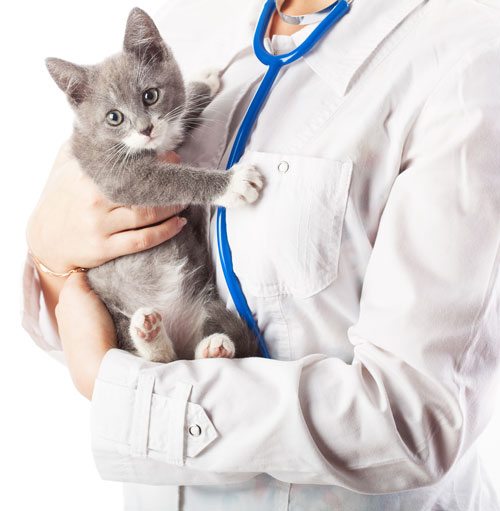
[217,0,351,359]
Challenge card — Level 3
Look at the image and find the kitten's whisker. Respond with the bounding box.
[102,142,125,157]
[100,144,123,169]
[101,142,128,177]
[162,101,192,118]
[182,117,224,124]
[186,93,234,105]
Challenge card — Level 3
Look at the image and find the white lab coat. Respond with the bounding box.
[22,0,500,509]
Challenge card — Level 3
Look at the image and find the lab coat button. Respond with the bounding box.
[189,424,202,437]
[277,161,289,173]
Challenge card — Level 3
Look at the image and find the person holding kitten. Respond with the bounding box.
[23,0,500,510]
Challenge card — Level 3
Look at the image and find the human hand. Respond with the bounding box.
[56,272,118,400]
[26,141,186,274]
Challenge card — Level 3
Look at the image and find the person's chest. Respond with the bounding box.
[168,0,500,361]
[176,22,424,360]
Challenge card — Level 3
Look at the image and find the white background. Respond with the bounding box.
[0,1,498,510]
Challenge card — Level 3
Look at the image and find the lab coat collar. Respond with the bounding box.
[261,0,428,97]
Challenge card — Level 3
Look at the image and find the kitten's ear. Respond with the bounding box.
[123,8,168,64]
[46,58,90,106]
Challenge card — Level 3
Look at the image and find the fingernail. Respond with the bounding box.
[177,217,188,228]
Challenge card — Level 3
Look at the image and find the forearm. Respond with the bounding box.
[91,347,463,491]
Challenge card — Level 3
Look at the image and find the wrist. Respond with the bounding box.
[26,217,73,275]
[26,220,86,277]
[29,248,88,278]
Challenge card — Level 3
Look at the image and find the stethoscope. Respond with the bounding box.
[217,0,352,358]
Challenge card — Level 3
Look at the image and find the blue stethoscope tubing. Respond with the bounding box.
[217,0,351,359]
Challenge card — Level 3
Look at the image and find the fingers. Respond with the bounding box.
[107,203,188,231]
[106,215,188,258]
[158,151,181,164]
[36,143,187,271]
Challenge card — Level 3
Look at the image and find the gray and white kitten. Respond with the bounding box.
[46,8,262,362]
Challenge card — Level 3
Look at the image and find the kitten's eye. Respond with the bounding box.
[143,88,159,106]
[106,110,124,126]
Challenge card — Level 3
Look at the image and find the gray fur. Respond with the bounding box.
[46,7,259,360]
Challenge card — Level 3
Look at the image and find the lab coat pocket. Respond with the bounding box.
[226,151,352,298]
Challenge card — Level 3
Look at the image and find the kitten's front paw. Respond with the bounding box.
[129,307,176,362]
[194,333,235,359]
[216,163,264,208]
[190,67,221,98]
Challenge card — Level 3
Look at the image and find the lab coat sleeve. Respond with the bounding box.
[21,253,65,364]
[89,43,500,492]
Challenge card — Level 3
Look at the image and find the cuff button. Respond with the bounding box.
[189,424,202,437]
[277,161,289,173]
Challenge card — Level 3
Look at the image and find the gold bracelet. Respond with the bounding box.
[29,250,88,278]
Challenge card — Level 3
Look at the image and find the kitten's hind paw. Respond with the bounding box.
[129,307,176,362]
[215,163,264,208]
[189,67,221,98]
[195,333,235,359]
[131,309,162,342]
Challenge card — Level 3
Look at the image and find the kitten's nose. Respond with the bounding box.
[140,125,153,137]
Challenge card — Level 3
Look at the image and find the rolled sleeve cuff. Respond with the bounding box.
[91,349,218,484]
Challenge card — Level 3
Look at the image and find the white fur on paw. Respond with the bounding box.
[129,307,175,362]
[194,333,235,359]
[130,307,162,343]
[189,67,221,98]
[216,163,263,208]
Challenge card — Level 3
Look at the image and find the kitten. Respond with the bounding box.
[46,8,262,362]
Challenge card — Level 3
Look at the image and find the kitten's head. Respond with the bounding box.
[46,8,185,153]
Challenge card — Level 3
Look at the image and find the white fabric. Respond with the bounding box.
[22,255,65,363]
[22,0,500,509]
